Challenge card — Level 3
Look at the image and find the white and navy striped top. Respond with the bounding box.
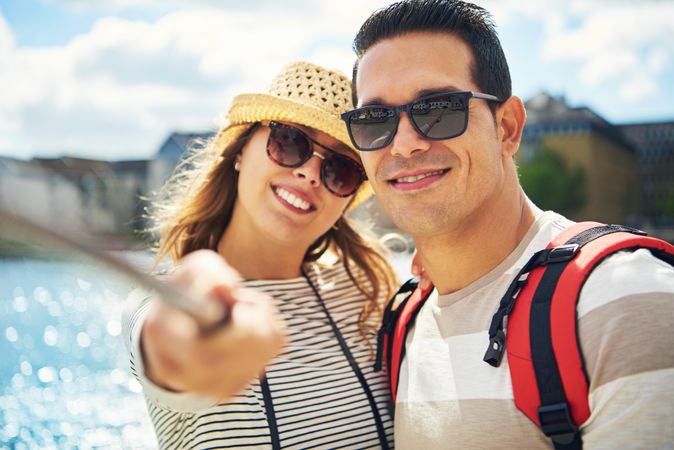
[123,263,394,449]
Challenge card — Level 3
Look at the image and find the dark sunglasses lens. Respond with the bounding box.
[268,126,311,167]
[347,107,395,150]
[411,93,467,139]
[322,155,363,196]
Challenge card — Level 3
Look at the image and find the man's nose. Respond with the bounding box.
[390,112,432,158]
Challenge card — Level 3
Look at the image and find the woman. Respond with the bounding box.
[123,61,398,449]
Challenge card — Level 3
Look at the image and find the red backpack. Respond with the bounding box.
[374,222,674,450]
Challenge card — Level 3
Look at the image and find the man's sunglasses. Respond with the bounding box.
[265,121,366,197]
[341,91,501,151]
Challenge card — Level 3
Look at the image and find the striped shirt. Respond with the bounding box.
[123,263,394,449]
[395,209,674,449]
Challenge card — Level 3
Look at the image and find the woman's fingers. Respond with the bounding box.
[419,271,432,291]
[410,250,432,290]
[141,302,198,391]
[172,249,242,305]
[410,250,421,276]
[140,250,286,401]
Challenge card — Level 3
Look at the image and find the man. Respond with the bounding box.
[341,0,674,448]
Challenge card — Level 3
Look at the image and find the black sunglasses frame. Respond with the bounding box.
[341,91,501,151]
[265,121,366,198]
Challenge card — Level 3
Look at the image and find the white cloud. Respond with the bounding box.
[537,2,674,101]
[50,0,303,13]
[308,47,358,79]
[482,0,674,103]
[648,48,669,73]
[578,50,638,85]
[0,12,14,55]
[0,3,393,159]
[619,74,658,102]
[2,0,671,159]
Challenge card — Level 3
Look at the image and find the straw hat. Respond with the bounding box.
[214,61,372,209]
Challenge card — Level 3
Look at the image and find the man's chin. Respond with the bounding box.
[386,207,453,238]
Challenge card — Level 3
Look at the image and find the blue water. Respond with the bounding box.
[0,251,414,449]
[1,257,155,449]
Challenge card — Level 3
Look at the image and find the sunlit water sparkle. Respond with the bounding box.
[1,251,414,448]
[1,257,155,449]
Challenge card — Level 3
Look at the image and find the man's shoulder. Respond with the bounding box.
[576,245,674,427]
[579,246,674,317]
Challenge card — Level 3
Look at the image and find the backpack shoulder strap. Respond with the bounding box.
[491,222,674,449]
[374,278,435,404]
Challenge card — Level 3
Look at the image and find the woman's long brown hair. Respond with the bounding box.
[149,124,399,350]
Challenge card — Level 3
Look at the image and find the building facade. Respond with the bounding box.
[147,131,214,197]
[619,121,674,227]
[0,156,148,242]
[521,93,641,225]
[0,157,83,231]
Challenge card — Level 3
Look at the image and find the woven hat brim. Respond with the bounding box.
[216,93,372,210]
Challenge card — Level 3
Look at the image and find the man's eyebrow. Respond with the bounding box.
[359,85,464,107]
[416,85,463,98]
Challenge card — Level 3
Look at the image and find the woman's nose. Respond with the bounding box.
[293,152,323,187]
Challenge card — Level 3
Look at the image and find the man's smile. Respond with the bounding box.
[387,168,450,191]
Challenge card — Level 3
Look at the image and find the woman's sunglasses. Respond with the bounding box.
[265,121,366,197]
[341,91,501,151]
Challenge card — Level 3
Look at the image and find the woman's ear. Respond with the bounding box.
[496,96,527,158]
[234,154,242,172]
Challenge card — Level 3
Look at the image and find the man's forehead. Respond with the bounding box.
[355,31,475,106]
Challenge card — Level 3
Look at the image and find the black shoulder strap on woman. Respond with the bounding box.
[260,372,281,450]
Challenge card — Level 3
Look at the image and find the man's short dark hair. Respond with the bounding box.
[352,0,511,113]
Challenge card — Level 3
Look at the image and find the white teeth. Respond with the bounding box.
[395,170,445,183]
[275,187,311,211]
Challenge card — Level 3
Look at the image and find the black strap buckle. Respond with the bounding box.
[545,244,580,264]
[483,329,506,367]
[538,402,579,445]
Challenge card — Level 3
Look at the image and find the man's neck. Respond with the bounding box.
[415,189,535,295]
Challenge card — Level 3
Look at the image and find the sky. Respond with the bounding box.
[1,0,673,161]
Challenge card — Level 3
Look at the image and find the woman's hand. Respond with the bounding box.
[410,250,432,290]
[140,250,286,402]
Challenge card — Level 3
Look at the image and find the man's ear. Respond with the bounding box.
[496,96,526,158]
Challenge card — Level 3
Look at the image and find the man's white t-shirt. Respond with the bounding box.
[395,209,674,449]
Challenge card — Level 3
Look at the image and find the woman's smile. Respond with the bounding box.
[272,184,316,214]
